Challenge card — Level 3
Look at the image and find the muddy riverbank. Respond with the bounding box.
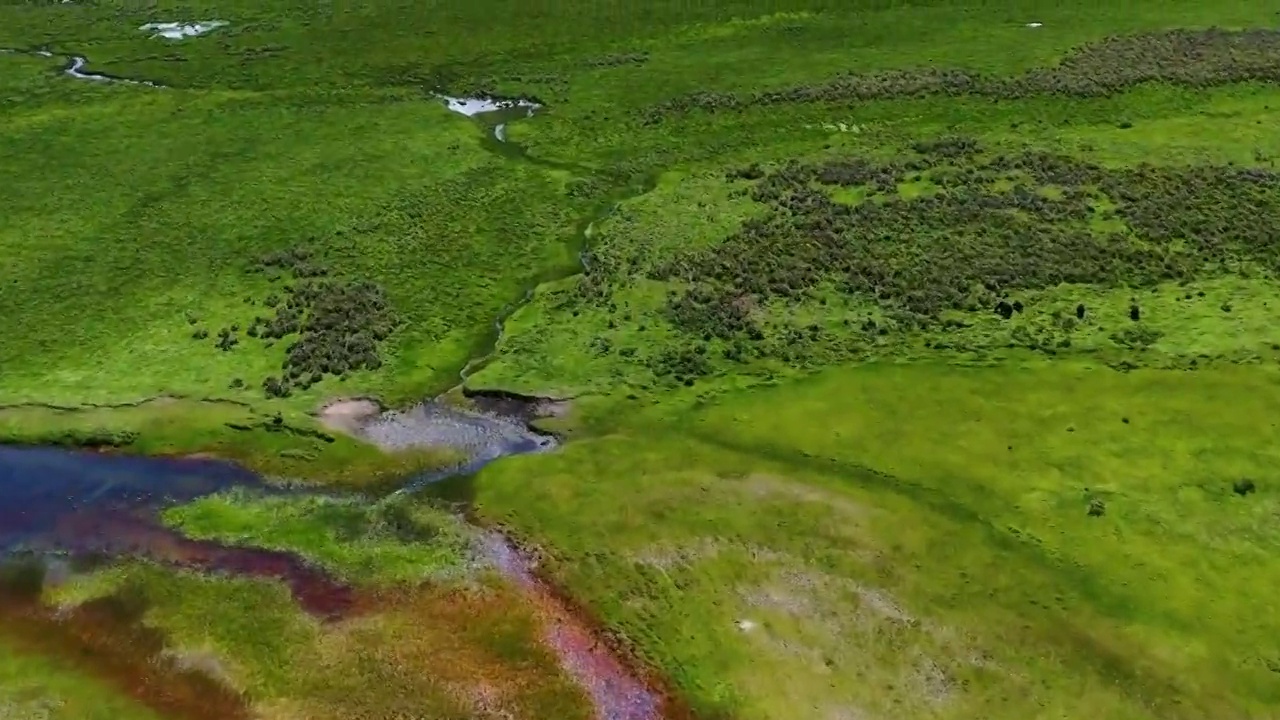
[0,435,668,719]
[317,391,559,490]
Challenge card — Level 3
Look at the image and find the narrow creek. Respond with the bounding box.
[0,47,164,85]
[0,89,668,718]
[434,91,659,384]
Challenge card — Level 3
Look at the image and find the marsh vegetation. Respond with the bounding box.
[4,0,1280,718]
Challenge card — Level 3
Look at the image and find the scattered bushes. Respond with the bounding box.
[186,246,402,398]
[653,145,1280,345]
[1110,325,1163,350]
[33,428,140,448]
[586,51,649,68]
[254,245,329,279]
[647,29,1280,119]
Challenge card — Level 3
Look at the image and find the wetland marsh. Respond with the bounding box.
[3,1,1280,718]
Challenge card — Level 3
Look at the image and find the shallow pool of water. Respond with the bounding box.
[140,21,228,40]
[321,397,557,490]
[0,445,258,552]
[439,94,541,118]
[0,441,661,717]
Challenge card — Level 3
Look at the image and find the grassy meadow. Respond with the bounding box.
[4,0,1280,718]
[464,362,1280,719]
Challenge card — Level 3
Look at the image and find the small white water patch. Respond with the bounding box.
[140,21,227,40]
[64,56,109,81]
[63,56,162,87]
[438,94,540,118]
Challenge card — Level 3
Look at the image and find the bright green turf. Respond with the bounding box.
[161,490,475,584]
[0,54,581,410]
[464,361,1280,720]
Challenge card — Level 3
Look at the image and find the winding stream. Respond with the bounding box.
[435,91,660,385]
[0,80,665,718]
[0,47,164,86]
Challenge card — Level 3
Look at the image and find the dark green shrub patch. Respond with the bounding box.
[241,247,400,397]
[649,29,1280,119]
[654,147,1280,343]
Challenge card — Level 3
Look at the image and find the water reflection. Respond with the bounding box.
[0,445,258,552]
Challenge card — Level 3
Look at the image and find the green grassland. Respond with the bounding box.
[469,80,1280,397]
[464,361,1280,719]
[0,53,582,409]
[6,1,1280,719]
[1,0,1277,429]
[161,490,476,584]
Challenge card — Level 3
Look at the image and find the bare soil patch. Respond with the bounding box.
[316,398,382,436]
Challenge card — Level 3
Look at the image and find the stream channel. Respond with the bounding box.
[0,76,665,720]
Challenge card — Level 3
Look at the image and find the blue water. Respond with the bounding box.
[0,445,260,552]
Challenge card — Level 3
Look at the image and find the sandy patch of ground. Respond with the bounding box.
[910,654,956,706]
[317,398,382,436]
[533,398,573,418]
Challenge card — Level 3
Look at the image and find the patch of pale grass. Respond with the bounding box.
[739,474,870,522]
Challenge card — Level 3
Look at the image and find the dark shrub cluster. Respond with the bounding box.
[215,327,239,351]
[1233,478,1257,496]
[237,247,400,398]
[647,29,1280,119]
[655,146,1280,341]
[586,51,649,68]
[257,278,398,397]
[1012,28,1280,98]
[254,245,329,279]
